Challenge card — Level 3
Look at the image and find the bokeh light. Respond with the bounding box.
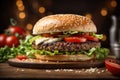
[16,0,23,7]
[110,0,117,8]
[100,8,108,16]
[39,7,46,13]
[26,23,33,30]
[18,5,24,11]
[19,12,26,19]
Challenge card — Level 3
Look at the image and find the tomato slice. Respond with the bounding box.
[84,35,99,41]
[74,33,99,42]
[16,55,27,60]
[64,37,87,43]
[105,59,120,76]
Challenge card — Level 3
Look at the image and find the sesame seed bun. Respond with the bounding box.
[33,14,97,34]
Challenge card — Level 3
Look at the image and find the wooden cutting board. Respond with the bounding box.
[8,58,104,69]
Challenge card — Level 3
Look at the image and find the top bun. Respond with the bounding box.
[33,14,97,34]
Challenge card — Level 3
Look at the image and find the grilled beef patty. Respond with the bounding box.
[32,41,101,52]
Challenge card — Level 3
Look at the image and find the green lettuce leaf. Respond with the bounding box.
[91,32,103,39]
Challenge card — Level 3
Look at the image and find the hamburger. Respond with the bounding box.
[31,14,109,66]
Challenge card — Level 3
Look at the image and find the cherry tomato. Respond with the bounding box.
[7,26,26,39]
[64,37,87,43]
[16,55,27,60]
[6,36,20,47]
[84,35,99,41]
[105,59,120,76]
[0,34,7,47]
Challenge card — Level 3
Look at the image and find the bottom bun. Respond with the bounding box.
[34,54,104,68]
[34,53,94,62]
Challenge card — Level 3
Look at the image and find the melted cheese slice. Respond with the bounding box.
[43,38,61,44]
[35,37,49,45]
[35,37,62,45]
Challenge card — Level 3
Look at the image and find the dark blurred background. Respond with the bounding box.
[0,0,120,48]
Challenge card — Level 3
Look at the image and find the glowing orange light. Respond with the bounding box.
[19,12,26,19]
[110,0,117,7]
[39,7,45,13]
[100,9,108,16]
[16,0,23,7]
[18,5,24,11]
[85,13,92,19]
[26,23,33,30]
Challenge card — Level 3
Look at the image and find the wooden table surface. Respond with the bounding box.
[0,63,119,79]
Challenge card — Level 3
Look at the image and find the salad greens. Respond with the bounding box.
[90,32,103,39]
[0,34,109,63]
[0,35,34,62]
[35,47,109,60]
[63,31,104,40]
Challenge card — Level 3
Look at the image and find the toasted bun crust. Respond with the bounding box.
[33,14,97,34]
[34,53,104,68]
[35,53,94,62]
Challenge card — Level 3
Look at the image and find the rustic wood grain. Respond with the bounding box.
[0,63,119,79]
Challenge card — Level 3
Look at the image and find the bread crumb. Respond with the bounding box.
[97,72,101,74]
[15,68,20,72]
[63,69,73,72]
[54,69,61,72]
[21,69,24,71]
[75,70,82,73]
[101,70,105,72]
[46,70,51,72]
[84,67,98,73]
